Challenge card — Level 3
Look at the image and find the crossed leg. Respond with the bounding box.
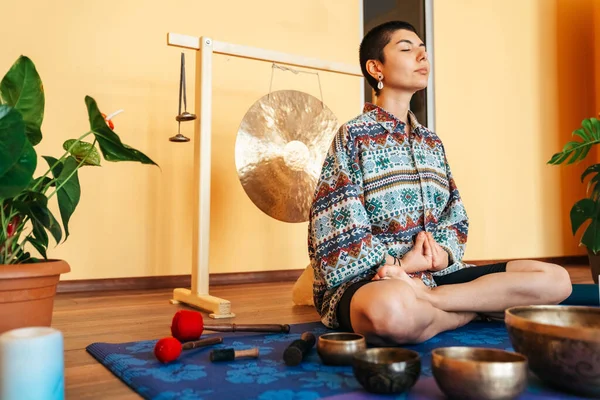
[349,279,475,345]
[349,261,572,345]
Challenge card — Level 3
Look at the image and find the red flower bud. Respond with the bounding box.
[6,216,20,238]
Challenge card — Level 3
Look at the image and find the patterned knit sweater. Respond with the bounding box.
[308,103,471,328]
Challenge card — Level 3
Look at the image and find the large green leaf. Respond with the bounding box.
[0,139,37,199]
[43,156,80,240]
[27,236,47,259]
[582,219,600,254]
[571,198,595,235]
[0,56,44,145]
[85,96,157,165]
[581,164,600,200]
[0,105,26,178]
[13,191,62,246]
[62,139,101,166]
[571,198,600,253]
[548,118,600,165]
[581,164,600,182]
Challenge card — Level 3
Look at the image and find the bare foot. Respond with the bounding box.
[457,311,478,327]
[395,270,432,301]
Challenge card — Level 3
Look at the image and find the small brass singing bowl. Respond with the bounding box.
[352,348,421,395]
[316,332,366,365]
[432,347,528,400]
[506,305,600,397]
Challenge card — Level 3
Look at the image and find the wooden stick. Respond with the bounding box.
[205,323,290,333]
[181,336,222,350]
[166,33,363,77]
[235,348,259,358]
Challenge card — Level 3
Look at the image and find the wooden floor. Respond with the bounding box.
[54,265,594,399]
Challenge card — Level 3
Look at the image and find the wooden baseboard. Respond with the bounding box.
[56,255,589,294]
[57,269,304,294]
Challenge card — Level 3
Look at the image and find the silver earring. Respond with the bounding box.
[377,76,384,90]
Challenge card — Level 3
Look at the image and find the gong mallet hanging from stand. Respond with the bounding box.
[169,52,196,142]
[171,310,290,341]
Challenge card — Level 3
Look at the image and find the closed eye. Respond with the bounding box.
[397,40,426,52]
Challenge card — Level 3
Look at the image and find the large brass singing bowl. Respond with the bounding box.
[505,305,600,397]
[431,347,528,400]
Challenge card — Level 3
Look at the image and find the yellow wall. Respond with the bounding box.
[1,0,597,280]
[0,0,361,280]
[434,0,596,260]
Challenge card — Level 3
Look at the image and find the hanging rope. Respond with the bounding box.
[268,63,324,107]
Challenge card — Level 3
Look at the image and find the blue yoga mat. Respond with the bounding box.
[560,284,599,306]
[87,319,593,400]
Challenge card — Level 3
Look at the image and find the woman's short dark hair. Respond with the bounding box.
[359,21,418,96]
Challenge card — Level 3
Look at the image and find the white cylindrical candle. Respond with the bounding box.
[0,327,64,400]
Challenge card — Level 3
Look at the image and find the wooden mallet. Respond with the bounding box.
[283,332,316,366]
[210,347,259,362]
[170,310,291,341]
[154,336,223,363]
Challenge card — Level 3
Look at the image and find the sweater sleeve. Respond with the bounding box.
[309,125,387,290]
[431,152,469,267]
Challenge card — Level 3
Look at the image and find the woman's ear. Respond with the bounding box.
[366,60,382,81]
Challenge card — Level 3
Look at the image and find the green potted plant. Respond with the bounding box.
[0,56,157,333]
[548,117,600,283]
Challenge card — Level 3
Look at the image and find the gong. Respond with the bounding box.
[235,90,339,223]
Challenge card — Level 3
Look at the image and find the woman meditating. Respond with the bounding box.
[307,20,572,345]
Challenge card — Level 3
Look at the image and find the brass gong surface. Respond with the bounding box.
[235,90,339,223]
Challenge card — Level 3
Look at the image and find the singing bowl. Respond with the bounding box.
[352,348,421,394]
[431,347,528,400]
[316,333,366,365]
[505,305,600,397]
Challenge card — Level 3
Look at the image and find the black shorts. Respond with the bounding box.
[336,262,508,332]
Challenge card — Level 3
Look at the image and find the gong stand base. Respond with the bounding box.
[170,288,236,319]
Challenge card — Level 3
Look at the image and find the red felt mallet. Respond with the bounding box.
[170,310,291,341]
[154,336,223,363]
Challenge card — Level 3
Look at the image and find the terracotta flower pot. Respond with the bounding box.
[0,260,70,334]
